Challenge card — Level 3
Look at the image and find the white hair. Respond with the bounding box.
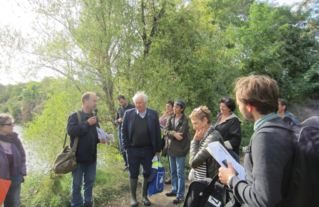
[132,91,148,103]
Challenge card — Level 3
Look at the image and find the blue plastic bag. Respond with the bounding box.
[148,157,165,196]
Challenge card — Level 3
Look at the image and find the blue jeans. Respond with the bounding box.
[71,161,97,207]
[127,147,153,179]
[169,156,186,199]
[3,174,23,207]
[118,131,127,166]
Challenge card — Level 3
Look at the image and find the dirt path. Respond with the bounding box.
[102,154,244,207]
[102,179,191,207]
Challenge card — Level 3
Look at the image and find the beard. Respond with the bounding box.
[241,106,255,122]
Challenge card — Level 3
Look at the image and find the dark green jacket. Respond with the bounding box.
[163,114,190,157]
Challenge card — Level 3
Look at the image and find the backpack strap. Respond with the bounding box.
[63,111,81,150]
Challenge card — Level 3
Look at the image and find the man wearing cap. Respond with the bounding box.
[163,100,191,204]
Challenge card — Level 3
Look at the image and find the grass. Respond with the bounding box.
[19,160,129,207]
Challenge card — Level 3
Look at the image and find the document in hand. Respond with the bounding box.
[96,127,115,144]
[0,179,11,205]
[207,141,246,181]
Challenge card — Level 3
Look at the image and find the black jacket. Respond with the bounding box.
[121,108,161,155]
[114,103,135,130]
[214,113,241,155]
[67,108,100,163]
[189,129,224,179]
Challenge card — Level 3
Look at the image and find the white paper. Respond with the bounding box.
[151,155,159,169]
[96,127,115,144]
[207,141,246,181]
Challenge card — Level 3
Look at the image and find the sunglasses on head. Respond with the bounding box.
[222,97,230,102]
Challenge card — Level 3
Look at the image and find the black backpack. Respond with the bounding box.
[283,116,319,207]
[250,116,319,207]
[184,175,239,207]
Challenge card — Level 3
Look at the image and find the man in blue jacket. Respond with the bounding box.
[278,99,299,124]
[67,92,105,207]
[121,91,161,207]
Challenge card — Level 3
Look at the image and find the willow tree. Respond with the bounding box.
[1,0,140,123]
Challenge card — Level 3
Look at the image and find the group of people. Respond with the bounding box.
[0,74,303,207]
[113,92,243,206]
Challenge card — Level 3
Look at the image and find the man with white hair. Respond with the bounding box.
[121,91,161,207]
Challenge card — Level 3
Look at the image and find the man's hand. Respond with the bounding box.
[100,138,106,144]
[118,118,123,123]
[173,132,183,140]
[87,116,97,125]
[218,161,236,185]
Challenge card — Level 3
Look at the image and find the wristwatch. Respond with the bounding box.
[227,175,235,189]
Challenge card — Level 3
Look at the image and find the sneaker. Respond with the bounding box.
[165,192,177,197]
[173,197,184,204]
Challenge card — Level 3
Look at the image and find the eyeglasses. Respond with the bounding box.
[2,123,13,126]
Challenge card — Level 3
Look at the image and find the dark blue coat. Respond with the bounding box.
[67,108,100,163]
[121,108,161,155]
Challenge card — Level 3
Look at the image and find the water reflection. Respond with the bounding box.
[14,125,46,174]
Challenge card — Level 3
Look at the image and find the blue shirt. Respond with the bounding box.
[285,111,299,124]
[136,108,147,119]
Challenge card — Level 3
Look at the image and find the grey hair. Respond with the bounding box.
[0,113,14,126]
[132,91,148,103]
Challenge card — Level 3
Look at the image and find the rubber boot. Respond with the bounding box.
[142,177,151,206]
[130,179,138,207]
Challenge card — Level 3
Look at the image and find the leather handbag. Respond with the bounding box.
[52,111,81,174]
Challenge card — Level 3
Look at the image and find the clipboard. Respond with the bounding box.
[0,179,12,205]
[207,141,246,181]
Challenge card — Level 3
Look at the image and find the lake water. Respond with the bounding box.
[14,125,46,174]
[14,125,108,174]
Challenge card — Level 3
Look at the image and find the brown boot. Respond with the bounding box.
[165,178,171,184]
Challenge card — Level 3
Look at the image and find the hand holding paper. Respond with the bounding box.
[96,127,115,144]
[207,141,246,181]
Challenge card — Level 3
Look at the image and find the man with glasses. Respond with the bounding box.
[67,92,106,207]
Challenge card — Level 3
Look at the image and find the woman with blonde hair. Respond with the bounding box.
[0,113,26,207]
[189,106,224,180]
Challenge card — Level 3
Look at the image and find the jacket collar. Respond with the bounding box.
[216,112,241,126]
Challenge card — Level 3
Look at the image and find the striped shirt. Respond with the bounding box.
[194,126,215,181]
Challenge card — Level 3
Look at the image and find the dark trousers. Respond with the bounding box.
[3,174,23,207]
[127,147,154,179]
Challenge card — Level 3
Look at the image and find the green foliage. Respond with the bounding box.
[236,2,319,101]
[20,163,128,207]
[1,0,319,205]
[23,86,82,169]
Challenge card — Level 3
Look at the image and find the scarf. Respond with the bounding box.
[200,125,215,144]
[0,134,14,143]
[254,113,280,131]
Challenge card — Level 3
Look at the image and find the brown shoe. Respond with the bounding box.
[165,178,171,184]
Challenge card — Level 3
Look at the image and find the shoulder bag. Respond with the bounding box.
[52,111,81,174]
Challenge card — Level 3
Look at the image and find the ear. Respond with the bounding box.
[282,105,286,110]
[181,108,185,112]
[203,117,208,124]
[247,104,253,112]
